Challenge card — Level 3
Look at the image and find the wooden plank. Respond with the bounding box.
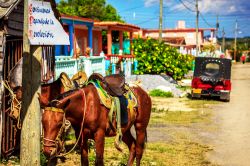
[5,27,23,37]
[0,31,4,158]
[8,19,23,31]
[8,13,24,23]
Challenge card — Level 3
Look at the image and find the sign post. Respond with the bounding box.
[20,0,41,165]
[20,0,69,165]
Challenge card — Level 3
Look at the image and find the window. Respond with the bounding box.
[204,63,220,76]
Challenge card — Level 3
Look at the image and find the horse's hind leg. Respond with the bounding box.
[135,127,147,166]
[122,130,136,166]
[94,129,105,166]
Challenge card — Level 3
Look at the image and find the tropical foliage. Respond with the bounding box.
[57,0,123,22]
[132,38,193,80]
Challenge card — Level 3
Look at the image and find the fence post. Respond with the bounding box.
[134,59,138,73]
[123,60,127,76]
[84,58,92,77]
[112,63,116,74]
[127,59,131,77]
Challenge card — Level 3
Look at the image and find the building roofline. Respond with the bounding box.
[94,21,141,31]
[61,14,94,23]
[143,28,216,33]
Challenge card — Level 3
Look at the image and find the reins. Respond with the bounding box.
[43,88,87,158]
[57,88,87,157]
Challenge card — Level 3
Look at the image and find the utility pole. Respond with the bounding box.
[159,0,163,42]
[215,15,219,41]
[20,0,41,165]
[222,27,225,52]
[195,0,199,56]
[234,19,238,62]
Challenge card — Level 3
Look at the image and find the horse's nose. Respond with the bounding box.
[43,147,54,158]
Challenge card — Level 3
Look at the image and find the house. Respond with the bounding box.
[139,21,216,54]
[55,14,103,57]
[54,17,141,77]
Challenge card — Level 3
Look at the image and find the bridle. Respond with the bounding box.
[42,88,87,158]
[42,107,69,157]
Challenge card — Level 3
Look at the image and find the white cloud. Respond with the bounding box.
[144,0,159,7]
[152,0,249,15]
[144,0,175,8]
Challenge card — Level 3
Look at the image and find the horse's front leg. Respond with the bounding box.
[94,129,105,166]
[80,131,89,166]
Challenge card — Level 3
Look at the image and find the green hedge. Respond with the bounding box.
[132,38,193,80]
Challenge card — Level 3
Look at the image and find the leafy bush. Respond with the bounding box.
[132,38,194,80]
[149,89,174,97]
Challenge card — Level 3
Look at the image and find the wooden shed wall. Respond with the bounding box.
[5,1,24,36]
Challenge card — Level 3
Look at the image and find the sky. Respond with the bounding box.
[106,0,250,38]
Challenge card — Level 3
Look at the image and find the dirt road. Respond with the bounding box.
[208,63,250,166]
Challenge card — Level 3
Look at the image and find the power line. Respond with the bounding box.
[178,0,195,12]
[118,5,142,13]
[135,17,158,25]
[200,13,214,28]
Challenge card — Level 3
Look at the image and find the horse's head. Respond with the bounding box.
[42,107,66,158]
[40,78,65,108]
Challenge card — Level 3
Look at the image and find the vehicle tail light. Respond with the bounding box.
[192,77,201,88]
[223,80,231,91]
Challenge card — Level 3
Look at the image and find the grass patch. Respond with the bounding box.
[87,136,215,166]
[149,89,174,98]
[149,110,212,126]
[186,99,220,110]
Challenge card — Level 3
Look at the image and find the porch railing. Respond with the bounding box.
[55,56,106,79]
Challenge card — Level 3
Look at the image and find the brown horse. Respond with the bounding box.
[42,84,152,166]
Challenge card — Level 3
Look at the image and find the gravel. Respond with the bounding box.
[125,74,184,97]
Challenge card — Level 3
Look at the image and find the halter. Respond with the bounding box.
[42,88,87,158]
[42,107,68,156]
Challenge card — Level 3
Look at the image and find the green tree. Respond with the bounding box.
[57,0,123,22]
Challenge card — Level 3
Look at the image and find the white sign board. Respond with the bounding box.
[28,0,70,45]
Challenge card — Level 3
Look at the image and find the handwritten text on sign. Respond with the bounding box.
[28,0,70,45]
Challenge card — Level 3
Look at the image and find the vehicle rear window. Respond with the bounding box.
[205,63,220,76]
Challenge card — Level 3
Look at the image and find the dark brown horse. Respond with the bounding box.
[42,84,151,166]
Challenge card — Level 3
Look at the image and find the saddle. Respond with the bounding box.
[89,73,126,97]
[60,71,88,92]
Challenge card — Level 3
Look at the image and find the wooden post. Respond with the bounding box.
[0,31,5,158]
[20,0,41,165]
[129,32,133,55]
[119,31,123,51]
[159,0,163,42]
[107,27,112,55]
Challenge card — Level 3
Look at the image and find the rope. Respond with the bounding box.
[2,80,22,129]
[56,88,87,157]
